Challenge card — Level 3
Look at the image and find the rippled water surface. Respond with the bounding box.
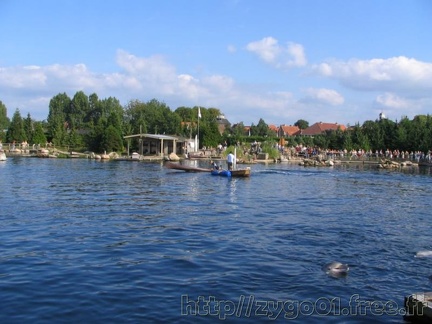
[1,157,432,323]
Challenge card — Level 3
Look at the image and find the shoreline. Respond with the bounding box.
[4,149,429,168]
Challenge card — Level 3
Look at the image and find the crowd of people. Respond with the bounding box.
[289,144,431,162]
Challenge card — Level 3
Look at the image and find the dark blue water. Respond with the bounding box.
[1,157,432,323]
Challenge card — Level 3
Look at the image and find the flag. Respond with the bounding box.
[198,107,201,119]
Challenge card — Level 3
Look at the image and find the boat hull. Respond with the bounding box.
[165,162,212,172]
[230,168,251,177]
[211,168,251,177]
[211,170,231,177]
[165,162,251,177]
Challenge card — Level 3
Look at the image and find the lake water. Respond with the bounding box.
[1,157,432,323]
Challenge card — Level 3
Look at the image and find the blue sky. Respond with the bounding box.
[1,0,431,127]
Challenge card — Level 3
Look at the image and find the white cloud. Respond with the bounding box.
[202,75,235,94]
[116,50,177,82]
[0,50,249,120]
[303,88,344,105]
[313,56,432,94]
[373,92,432,120]
[376,93,410,109]
[3,49,430,126]
[177,74,201,99]
[286,43,307,68]
[246,37,280,63]
[246,37,307,69]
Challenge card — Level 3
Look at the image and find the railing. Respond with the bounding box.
[0,142,54,152]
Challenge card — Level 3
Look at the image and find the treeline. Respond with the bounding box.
[1,92,432,154]
[284,116,432,153]
[0,92,227,152]
[224,116,432,154]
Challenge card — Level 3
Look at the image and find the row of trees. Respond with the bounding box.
[0,93,226,152]
[1,93,432,154]
[1,102,47,146]
[298,115,432,154]
[221,117,432,154]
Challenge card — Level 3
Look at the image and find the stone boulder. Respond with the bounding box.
[378,159,400,169]
[169,152,180,161]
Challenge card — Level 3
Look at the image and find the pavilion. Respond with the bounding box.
[123,133,188,157]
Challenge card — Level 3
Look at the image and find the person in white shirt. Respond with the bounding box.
[227,153,235,170]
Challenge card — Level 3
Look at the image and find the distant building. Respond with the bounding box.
[268,124,278,136]
[216,114,230,134]
[300,122,346,136]
[278,124,301,137]
[379,112,387,120]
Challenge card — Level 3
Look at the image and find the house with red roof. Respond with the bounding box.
[278,124,301,137]
[268,124,279,136]
[300,122,346,136]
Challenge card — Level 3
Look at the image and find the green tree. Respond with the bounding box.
[294,119,309,129]
[207,107,222,120]
[84,96,125,152]
[327,128,345,149]
[313,134,329,149]
[174,106,192,121]
[251,118,271,137]
[87,93,101,125]
[24,113,33,143]
[124,100,149,151]
[6,109,26,143]
[47,93,70,146]
[124,99,148,135]
[379,118,397,150]
[32,121,47,145]
[101,125,123,152]
[200,121,222,148]
[343,131,353,151]
[68,91,90,130]
[66,128,82,149]
[350,123,370,151]
[0,100,9,142]
[362,120,383,151]
[230,122,246,139]
[395,116,411,152]
[104,97,124,131]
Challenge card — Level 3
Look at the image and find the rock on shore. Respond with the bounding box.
[300,158,335,167]
[378,159,416,169]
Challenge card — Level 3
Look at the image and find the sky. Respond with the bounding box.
[1,0,431,127]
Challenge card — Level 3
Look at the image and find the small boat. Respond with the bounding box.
[165,162,212,172]
[211,169,231,177]
[212,167,251,177]
[0,150,6,161]
[166,161,251,177]
[230,167,251,177]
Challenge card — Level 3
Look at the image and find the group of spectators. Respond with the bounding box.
[288,144,432,162]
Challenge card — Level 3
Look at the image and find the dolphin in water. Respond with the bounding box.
[323,262,349,277]
[415,250,432,258]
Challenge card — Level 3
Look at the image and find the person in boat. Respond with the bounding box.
[210,160,219,170]
[227,152,235,170]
